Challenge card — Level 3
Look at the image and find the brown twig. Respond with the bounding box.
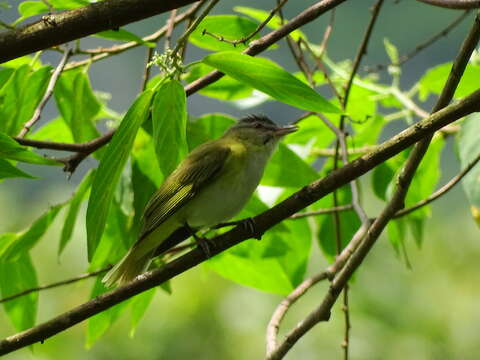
[171,0,220,57]
[0,268,110,304]
[265,223,369,357]
[416,0,480,9]
[395,149,480,218]
[0,0,200,63]
[17,47,71,138]
[202,0,289,46]
[266,11,480,360]
[1,86,479,355]
[64,2,205,70]
[365,10,470,72]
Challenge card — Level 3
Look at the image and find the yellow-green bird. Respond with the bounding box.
[103,115,297,287]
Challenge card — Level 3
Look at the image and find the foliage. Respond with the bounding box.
[0,1,479,357]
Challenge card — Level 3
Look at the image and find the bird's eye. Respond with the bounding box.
[254,123,263,129]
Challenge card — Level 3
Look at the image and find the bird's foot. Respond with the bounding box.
[239,217,262,240]
[194,235,215,258]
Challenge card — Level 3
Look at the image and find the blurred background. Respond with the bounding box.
[1,0,480,359]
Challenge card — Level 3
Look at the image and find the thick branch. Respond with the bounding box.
[1,89,479,355]
[0,0,199,63]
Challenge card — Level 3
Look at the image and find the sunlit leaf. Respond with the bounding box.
[186,113,235,150]
[59,170,95,256]
[86,278,130,348]
[0,159,35,180]
[86,90,154,261]
[0,253,38,331]
[184,64,254,100]
[96,29,155,47]
[0,132,61,166]
[1,203,63,261]
[152,80,188,176]
[203,52,340,113]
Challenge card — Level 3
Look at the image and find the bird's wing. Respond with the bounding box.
[137,142,232,240]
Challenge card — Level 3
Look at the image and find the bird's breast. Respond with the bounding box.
[183,148,271,228]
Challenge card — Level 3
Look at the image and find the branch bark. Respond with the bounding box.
[1,88,479,355]
[0,0,199,63]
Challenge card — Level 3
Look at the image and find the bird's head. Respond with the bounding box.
[225,115,297,150]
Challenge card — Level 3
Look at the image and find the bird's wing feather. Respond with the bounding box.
[137,142,231,240]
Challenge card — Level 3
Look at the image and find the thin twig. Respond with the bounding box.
[165,9,178,51]
[203,0,289,46]
[171,0,220,57]
[416,0,480,9]
[1,85,480,355]
[64,2,205,70]
[266,11,480,360]
[390,87,430,118]
[365,11,470,72]
[140,47,155,92]
[266,223,370,357]
[0,268,109,304]
[316,9,336,58]
[395,149,480,218]
[17,47,71,138]
[289,205,353,219]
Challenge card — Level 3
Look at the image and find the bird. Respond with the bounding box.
[102,115,297,287]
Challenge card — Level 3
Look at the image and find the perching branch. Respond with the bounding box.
[12,0,351,173]
[1,87,479,355]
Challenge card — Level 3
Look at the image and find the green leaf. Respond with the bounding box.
[0,132,61,165]
[457,113,480,218]
[262,144,318,187]
[234,6,306,42]
[96,29,155,47]
[184,64,253,100]
[129,288,156,337]
[419,63,480,101]
[59,170,95,256]
[186,113,235,150]
[14,66,52,134]
[189,15,259,52]
[284,114,335,149]
[0,253,38,331]
[30,117,74,143]
[387,218,406,255]
[0,159,35,180]
[1,204,62,261]
[131,160,157,237]
[203,52,340,114]
[152,80,188,176]
[86,278,130,348]
[86,90,155,261]
[0,65,30,134]
[89,202,130,271]
[15,1,49,24]
[132,129,164,187]
[207,194,310,294]
[372,162,395,201]
[383,38,399,65]
[55,70,101,143]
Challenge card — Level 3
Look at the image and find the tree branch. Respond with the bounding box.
[0,0,200,63]
[1,88,479,355]
[17,47,71,137]
[266,11,480,359]
[416,0,480,9]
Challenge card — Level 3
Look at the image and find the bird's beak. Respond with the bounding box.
[274,125,298,137]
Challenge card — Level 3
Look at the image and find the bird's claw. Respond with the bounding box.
[241,217,262,240]
[195,236,215,258]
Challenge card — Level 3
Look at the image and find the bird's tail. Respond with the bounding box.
[102,247,152,288]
